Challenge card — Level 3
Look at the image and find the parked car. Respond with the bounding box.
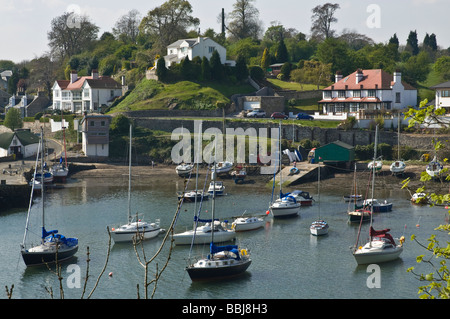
[247,109,266,118]
[296,113,314,120]
[270,112,288,120]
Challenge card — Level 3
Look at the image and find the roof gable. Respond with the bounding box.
[324,69,416,91]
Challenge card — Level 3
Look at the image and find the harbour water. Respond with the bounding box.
[0,171,448,300]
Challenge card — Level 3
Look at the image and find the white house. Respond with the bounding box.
[430,81,450,112]
[319,69,417,116]
[161,37,235,68]
[0,130,40,159]
[52,70,122,114]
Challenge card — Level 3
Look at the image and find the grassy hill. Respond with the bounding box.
[108,78,255,113]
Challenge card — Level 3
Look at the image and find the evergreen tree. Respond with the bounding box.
[234,55,248,81]
[201,57,211,81]
[389,33,399,50]
[210,50,224,81]
[261,47,271,70]
[423,33,437,51]
[156,56,168,81]
[406,30,419,55]
[275,38,289,63]
[180,56,193,80]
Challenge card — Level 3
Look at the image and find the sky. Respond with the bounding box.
[1,0,449,63]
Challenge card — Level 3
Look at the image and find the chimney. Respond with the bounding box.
[393,70,401,83]
[91,69,99,80]
[70,70,78,83]
[335,71,343,83]
[355,69,363,84]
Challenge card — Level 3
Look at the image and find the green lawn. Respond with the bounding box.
[266,78,325,91]
[109,79,256,112]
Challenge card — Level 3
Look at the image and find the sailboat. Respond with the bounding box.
[185,162,251,281]
[352,125,404,265]
[347,164,371,224]
[174,164,235,245]
[270,121,300,218]
[310,161,329,236]
[426,155,443,178]
[390,116,406,176]
[51,114,69,182]
[21,128,78,266]
[110,125,161,243]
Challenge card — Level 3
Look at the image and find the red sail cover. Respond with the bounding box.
[369,227,396,245]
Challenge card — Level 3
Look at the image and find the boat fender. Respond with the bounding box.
[231,224,235,230]
[240,249,247,256]
[399,236,405,246]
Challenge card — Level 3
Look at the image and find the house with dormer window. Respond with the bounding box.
[52,69,122,114]
[161,37,235,68]
[319,69,417,116]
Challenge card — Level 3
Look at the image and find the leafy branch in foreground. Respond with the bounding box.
[403,98,450,299]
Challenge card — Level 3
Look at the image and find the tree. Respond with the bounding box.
[156,57,168,81]
[291,60,332,89]
[234,55,248,81]
[423,33,437,51]
[316,38,352,75]
[339,29,374,50]
[139,0,199,52]
[4,108,23,131]
[310,3,340,41]
[113,9,142,44]
[210,50,224,81]
[402,99,450,299]
[389,33,399,49]
[275,39,289,63]
[261,48,271,70]
[434,56,450,81]
[47,12,99,60]
[201,57,211,81]
[406,30,419,56]
[226,0,263,42]
[400,51,430,85]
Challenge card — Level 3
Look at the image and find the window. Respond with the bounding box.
[323,91,332,98]
[110,90,114,97]
[208,46,215,53]
[90,121,95,126]
[338,90,346,98]
[84,89,90,98]
[101,121,105,126]
[353,90,361,98]
[395,92,401,103]
[368,90,376,97]
[442,90,450,97]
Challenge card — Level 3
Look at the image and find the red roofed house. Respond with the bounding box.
[319,69,417,117]
[52,70,122,113]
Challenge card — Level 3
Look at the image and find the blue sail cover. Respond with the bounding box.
[42,227,58,238]
[194,216,219,223]
[210,243,240,260]
[42,227,78,247]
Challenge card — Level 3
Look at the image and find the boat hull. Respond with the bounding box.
[21,245,78,266]
[186,258,251,281]
[232,218,265,232]
[353,246,403,265]
[310,226,328,236]
[174,231,235,245]
[111,227,161,242]
[270,201,300,218]
[348,210,371,223]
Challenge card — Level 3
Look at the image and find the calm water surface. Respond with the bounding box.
[0,173,448,299]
